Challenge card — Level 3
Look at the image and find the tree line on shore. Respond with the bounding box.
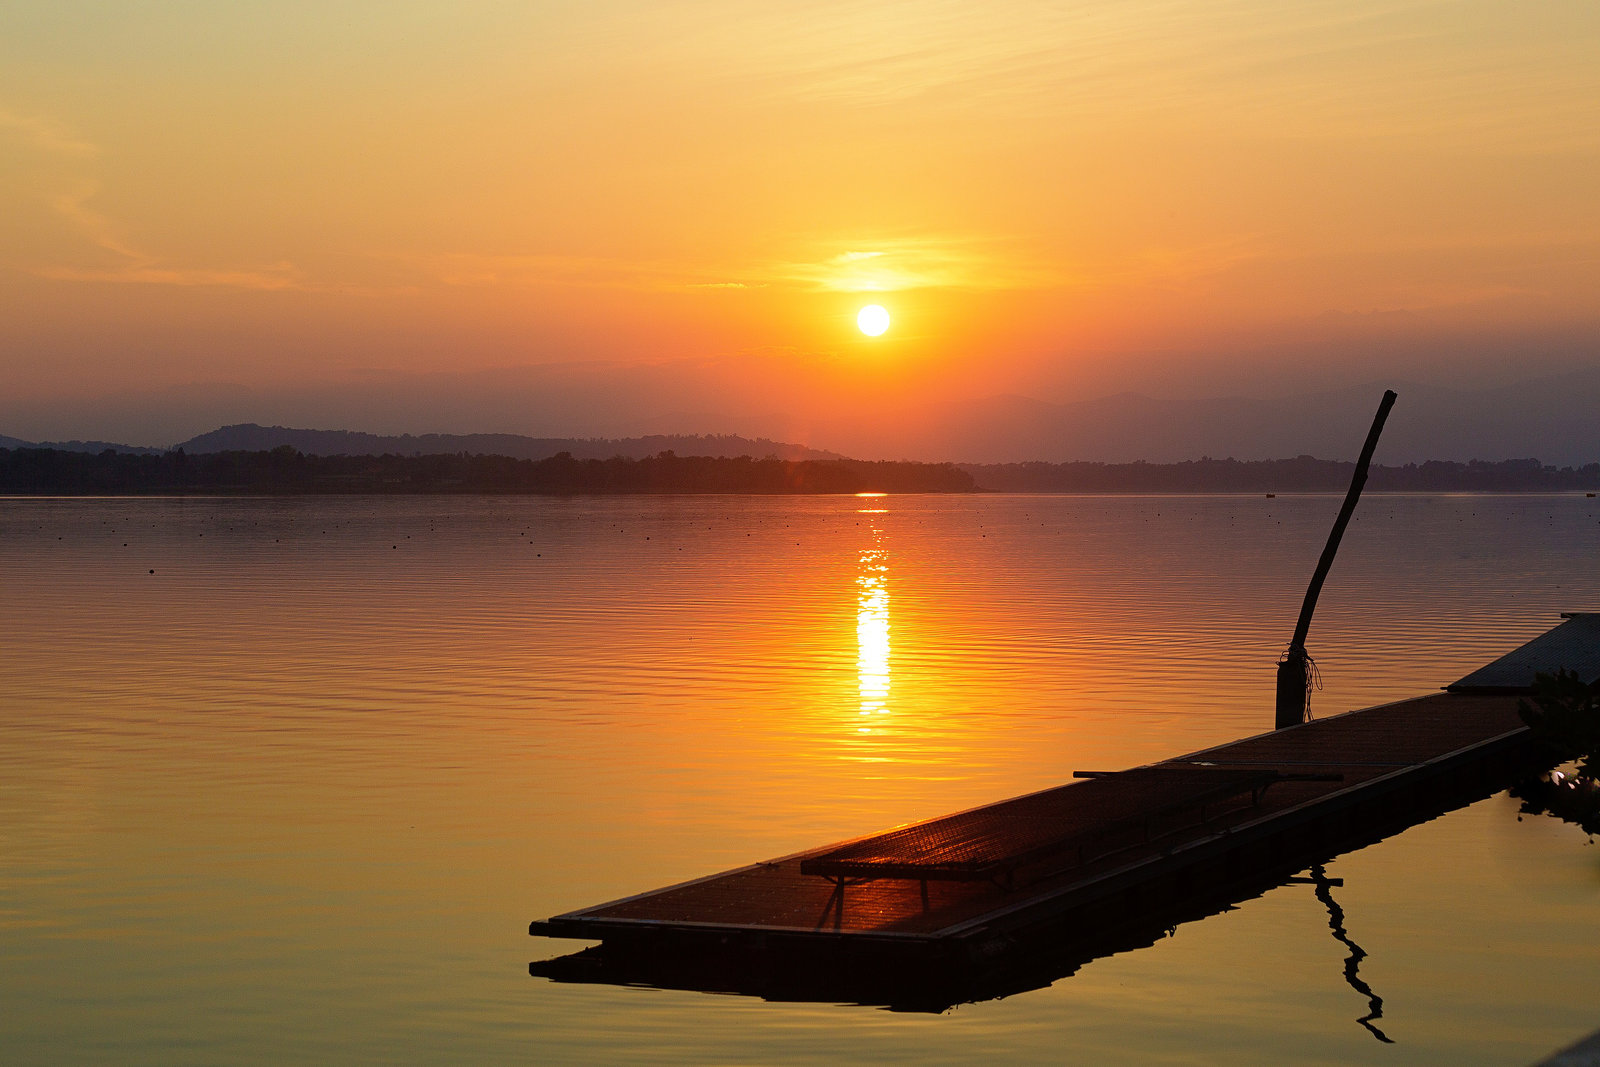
[0,446,976,494]
[964,455,1600,492]
[2,446,1596,494]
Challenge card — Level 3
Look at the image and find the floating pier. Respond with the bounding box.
[530,617,1597,1010]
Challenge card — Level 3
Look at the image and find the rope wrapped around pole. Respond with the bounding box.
[1275,390,1398,730]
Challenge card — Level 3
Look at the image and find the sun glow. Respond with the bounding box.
[857,304,890,336]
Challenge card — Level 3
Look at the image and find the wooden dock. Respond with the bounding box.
[530,618,1597,1010]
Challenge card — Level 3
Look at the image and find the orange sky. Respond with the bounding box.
[3,1,1598,444]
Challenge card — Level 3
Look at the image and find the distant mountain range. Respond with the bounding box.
[0,434,163,455]
[0,425,844,462]
[4,363,1597,468]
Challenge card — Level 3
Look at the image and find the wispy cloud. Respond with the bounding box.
[36,263,305,290]
[375,249,777,293]
[400,250,672,289]
[1,104,310,292]
[380,237,1068,295]
[49,181,145,262]
[33,179,309,291]
[367,233,1101,297]
[771,233,1280,298]
[649,1,1600,154]
[772,237,1073,292]
[1119,235,1268,286]
[0,106,98,157]
[366,228,1276,298]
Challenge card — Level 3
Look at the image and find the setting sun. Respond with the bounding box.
[857,305,891,336]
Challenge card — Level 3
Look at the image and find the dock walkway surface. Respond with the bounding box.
[532,691,1532,952]
[531,617,1596,1008]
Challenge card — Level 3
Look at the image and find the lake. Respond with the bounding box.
[3,493,1598,1064]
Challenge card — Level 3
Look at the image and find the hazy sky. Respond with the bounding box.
[3,1,1598,445]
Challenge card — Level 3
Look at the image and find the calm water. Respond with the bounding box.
[3,493,1599,1065]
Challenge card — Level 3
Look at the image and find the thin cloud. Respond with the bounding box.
[1123,235,1269,284]
[369,236,1223,297]
[50,182,145,262]
[0,105,98,157]
[774,237,1072,293]
[36,263,304,290]
[379,249,773,293]
[36,180,310,292]
[418,251,664,289]
[1,115,315,293]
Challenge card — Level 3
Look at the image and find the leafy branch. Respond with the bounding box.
[1513,670,1600,839]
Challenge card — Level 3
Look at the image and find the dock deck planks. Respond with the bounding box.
[798,765,1285,885]
[534,691,1532,946]
[1449,612,1600,692]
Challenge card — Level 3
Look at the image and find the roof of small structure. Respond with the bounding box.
[1447,613,1600,693]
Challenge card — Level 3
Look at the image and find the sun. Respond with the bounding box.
[857,304,890,336]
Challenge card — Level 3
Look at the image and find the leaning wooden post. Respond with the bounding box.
[1275,389,1398,729]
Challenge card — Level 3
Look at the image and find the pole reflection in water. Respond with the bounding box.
[855,503,890,733]
[1309,863,1393,1044]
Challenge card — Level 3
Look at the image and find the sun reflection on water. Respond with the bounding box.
[855,513,890,733]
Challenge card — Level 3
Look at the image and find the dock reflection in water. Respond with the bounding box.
[531,723,1543,1024]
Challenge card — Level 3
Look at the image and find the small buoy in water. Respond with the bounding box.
[148,569,154,574]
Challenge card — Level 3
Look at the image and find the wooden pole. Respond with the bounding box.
[1275,390,1398,729]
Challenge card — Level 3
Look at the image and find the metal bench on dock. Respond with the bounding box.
[799,765,1337,891]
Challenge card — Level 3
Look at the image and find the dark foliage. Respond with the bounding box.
[964,455,1600,492]
[1513,773,1600,840]
[0,446,975,495]
[1513,670,1600,839]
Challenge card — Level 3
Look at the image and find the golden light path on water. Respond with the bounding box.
[855,498,891,731]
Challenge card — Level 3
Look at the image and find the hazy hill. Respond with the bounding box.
[7,362,1597,468]
[9,363,1596,466]
[0,434,161,455]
